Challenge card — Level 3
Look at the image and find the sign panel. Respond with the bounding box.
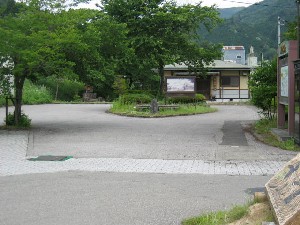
[166,77,196,93]
[280,66,289,97]
[0,74,14,96]
[0,59,14,96]
[266,153,300,225]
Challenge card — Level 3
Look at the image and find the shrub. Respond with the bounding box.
[128,90,157,96]
[5,112,31,128]
[248,59,277,119]
[167,94,205,104]
[195,94,206,102]
[0,96,7,107]
[112,76,128,96]
[38,76,85,101]
[119,93,154,105]
[0,96,13,107]
[23,80,53,104]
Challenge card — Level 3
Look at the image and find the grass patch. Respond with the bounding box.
[253,118,300,151]
[109,102,217,117]
[182,199,275,225]
[52,100,110,104]
[182,204,249,225]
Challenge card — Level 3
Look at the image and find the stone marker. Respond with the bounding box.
[150,99,158,114]
[266,153,300,225]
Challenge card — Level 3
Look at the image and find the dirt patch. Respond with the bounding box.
[228,202,274,225]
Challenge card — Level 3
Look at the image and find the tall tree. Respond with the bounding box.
[0,0,130,124]
[248,59,277,119]
[101,0,222,94]
[0,2,77,124]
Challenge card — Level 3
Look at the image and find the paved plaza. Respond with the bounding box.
[0,131,290,176]
[0,104,297,225]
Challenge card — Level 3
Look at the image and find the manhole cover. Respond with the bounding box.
[28,155,72,161]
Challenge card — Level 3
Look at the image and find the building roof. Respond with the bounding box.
[164,60,252,71]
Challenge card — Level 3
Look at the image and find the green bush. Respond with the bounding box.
[119,93,153,105]
[167,94,205,104]
[0,96,7,107]
[5,112,31,128]
[195,94,206,101]
[38,76,85,101]
[128,90,157,96]
[248,59,277,119]
[0,96,13,107]
[112,76,128,96]
[23,80,53,105]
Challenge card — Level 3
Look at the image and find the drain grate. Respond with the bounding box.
[28,155,72,161]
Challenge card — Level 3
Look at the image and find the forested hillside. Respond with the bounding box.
[203,0,297,60]
[218,7,245,19]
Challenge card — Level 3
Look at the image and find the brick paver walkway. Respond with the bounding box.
[0,131,286,176]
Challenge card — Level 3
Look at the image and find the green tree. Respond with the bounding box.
[0,2,76,124]
[1,2,71,123]
[248,59,277,119]
[0,0,130,124]
[284,20,297,40]
[101,0,222,94]
[67,10,131,98]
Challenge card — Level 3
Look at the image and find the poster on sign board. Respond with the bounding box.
[166,77,196,93]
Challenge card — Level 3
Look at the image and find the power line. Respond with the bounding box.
[219,0,295,9]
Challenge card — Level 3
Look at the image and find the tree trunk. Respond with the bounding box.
[14,75,25,125]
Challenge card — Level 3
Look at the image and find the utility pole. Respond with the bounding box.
[297,0,300,58]
[278,16,285,47]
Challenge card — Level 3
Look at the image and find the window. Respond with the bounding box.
[221,76,239,87]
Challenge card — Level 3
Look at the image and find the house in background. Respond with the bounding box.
[222,46,246,65]
[164,60,251,101]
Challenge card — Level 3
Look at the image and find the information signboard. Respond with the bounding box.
[166,76,196,94]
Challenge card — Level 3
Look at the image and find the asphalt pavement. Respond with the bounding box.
[0,104,297,225]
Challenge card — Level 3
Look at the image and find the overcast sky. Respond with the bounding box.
[80,0,264,9]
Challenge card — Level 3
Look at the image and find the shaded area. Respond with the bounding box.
[221,121,248,146]
[245,187,266,195]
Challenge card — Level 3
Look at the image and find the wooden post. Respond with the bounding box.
[5,96,8,125]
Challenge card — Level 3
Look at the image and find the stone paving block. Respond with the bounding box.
[0,130,292,177]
